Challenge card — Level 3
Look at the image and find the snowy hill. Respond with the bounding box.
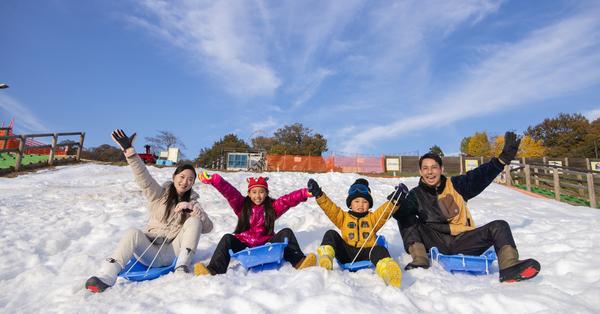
[1,164,600,313]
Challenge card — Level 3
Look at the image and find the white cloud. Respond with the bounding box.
[341,10,600,152]
[0,94,48,133]
[583,108,600,121]
[130,0,280,97]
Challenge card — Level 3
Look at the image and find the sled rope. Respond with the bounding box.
[123,210,181,276]
[349,185,402,266]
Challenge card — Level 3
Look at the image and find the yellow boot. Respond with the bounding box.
[295,253,317,269]
[375,257,402,288]
[317,245,335,270]
[193,262,211,276]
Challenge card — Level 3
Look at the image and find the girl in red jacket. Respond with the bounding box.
[194,173,316,275]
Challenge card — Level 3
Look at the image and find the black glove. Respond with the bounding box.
[111,129,137,151]
[387,183,409,205]
[307,178,322,198]
[499,131,521,164]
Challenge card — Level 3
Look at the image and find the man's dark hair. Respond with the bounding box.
[419,153,443,168]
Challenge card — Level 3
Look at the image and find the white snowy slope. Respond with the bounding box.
[1,163,599,313]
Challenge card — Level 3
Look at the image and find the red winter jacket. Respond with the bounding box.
[210,174,309,247]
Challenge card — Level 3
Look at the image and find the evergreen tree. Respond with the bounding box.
[195,134,250,169]
[526,113,589,157]
[428,145,444,157]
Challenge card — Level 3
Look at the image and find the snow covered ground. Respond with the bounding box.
[1,163,600,313]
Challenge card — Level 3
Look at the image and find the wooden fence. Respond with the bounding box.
[0,132,85,171]
[501,163,600,208]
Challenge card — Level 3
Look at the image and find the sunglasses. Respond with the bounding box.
[348,184,370,195]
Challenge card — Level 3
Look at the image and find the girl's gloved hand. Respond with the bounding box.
[198,171,212,184]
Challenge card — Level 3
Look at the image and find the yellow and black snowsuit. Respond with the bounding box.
[316,193,399,248]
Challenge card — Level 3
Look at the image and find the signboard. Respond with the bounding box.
[464,159,479,171]
[591,161,600,172]
[548,160,563,174]
[385,157,400,171]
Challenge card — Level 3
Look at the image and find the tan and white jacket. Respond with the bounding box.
[125,148,213,240]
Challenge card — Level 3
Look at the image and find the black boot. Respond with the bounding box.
[85,276,110,293]
[497,245,540,283]
[499,259,540,283]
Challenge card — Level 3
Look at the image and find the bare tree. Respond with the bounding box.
[145,131,187,156]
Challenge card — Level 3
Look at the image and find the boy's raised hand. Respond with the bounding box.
[307,178,322,198]
[387,183,409,205]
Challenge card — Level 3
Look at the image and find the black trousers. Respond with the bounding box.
[398,215,517,255]
[207,228,306,274]
[321,230,390,266]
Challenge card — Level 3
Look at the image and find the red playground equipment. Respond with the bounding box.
[138,145,157,164]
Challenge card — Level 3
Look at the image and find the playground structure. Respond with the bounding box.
[0,119,85,172]
[138,145,157,164]
[156,147,180,166]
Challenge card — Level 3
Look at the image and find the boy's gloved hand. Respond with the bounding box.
[198,171,213,184]
[111,129,136,151]
[499,131,521,164]
[387,183,409,205]
[307,178,322,198]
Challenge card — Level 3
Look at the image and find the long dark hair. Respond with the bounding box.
[162,164,197,225]
[234,195,276,235]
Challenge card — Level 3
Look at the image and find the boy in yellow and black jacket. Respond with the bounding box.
[307,178,408,287]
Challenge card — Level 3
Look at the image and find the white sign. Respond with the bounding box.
[465,159,479,171]
[386,158,400,171]
[591,161,600,172]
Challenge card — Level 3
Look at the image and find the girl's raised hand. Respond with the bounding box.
[198,171,212,184]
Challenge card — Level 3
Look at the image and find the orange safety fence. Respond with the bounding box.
[1,130,67,156]
[266,154,384,173]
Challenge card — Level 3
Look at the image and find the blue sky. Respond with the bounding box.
[1,0,600,158]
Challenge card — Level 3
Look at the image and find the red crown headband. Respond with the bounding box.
[247,176,269,192]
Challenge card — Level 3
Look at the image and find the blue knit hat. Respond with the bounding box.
[346,178,373,208]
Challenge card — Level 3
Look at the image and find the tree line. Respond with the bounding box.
[456,113,600,158]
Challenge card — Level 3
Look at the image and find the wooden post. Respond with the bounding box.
[534,167,540,187]
[553,169,561,201]
[480,156,484,166]
[48,133,57,165]
[76,132,85,161]
[543,156,548,175]
[459,155,464,175]
[399,156,403,174]
[564,157,569,167]
[15,135,26,171]
[587,173,597,208]
[504,165,512,186]
[577,174,585,196]
[586,158,591,170]
[525,165,531,192]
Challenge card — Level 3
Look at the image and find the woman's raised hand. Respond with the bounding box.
[111,129,137,151]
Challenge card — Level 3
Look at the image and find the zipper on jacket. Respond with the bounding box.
[355,216,360,248]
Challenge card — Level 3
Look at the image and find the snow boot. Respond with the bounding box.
[317,245,335,270]
[85,258,122,293]
[404,242,430,271]
[295,253,317,269]
[174,248,194,274]
[375,257,402,288]
[498,245,540,283]
[193,262,211,276]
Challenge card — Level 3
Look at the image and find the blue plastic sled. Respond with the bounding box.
[429,247,497,275]
[337,236,388,272]
[118,258,177,282]
[229,238,288,272]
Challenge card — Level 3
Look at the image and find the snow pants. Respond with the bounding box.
[206,228,306,274]
[397,215,517,255]
[110,216,204,268]
[321,229,390,265]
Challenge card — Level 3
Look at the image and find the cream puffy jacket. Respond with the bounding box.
[125,148,213,240]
